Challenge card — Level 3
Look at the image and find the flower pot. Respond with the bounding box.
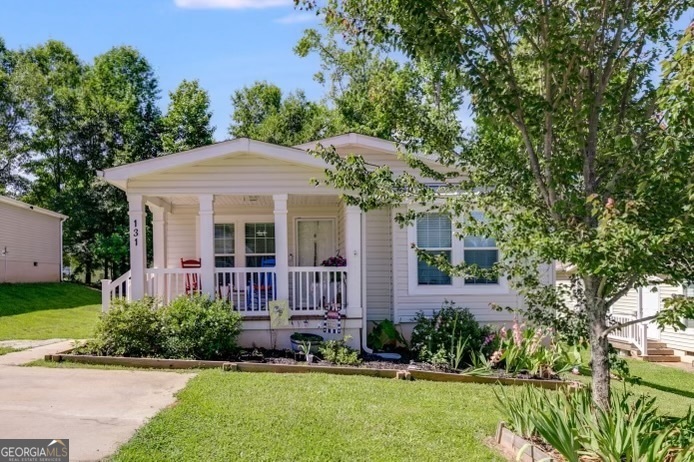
[289,333,324,354]
[306,354,314,364]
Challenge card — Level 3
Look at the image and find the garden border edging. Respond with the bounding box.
[45,353,576,389]
[495,422,557,461]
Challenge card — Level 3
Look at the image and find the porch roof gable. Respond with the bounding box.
[98,138,330,189]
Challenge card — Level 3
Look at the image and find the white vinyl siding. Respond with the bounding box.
[365,208,393,321]
[611,289,640,317]
[0,200,63,283]
[659,284,694,353]
[127,153,337,196]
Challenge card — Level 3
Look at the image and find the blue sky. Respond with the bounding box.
[2,0,324,140]
[2,1,692,141]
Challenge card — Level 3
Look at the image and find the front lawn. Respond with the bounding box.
[114,371,505,461]
[0,283,101,340]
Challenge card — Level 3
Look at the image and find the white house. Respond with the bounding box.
[0,195,67,283]
[610,282,694,362]
[557,264,693,363]
[97,134,537,350]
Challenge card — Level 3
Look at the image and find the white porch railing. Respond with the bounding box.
[101,270,132,312]
[104,266,348,316]
[608,314,648,356]
[289,266,347,313]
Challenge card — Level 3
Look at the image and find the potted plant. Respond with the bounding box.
[299,341,314,364]
[321,254,347,282]
[290,332,323,354]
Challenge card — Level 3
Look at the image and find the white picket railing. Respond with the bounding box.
[103,266,348,316]
[608,314,648,356]
[214,267,276,313]
[101,270,131,312]
[289,266,346,313]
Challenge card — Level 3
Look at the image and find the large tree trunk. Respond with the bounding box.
[585,276,611,408]
[85,259,92,286]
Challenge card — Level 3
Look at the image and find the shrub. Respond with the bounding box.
[411,302,491,368]
[80,295,242,360]
[318,336,361,365]
[367,319,407,351]
[497,386,694,462]
[84,297,163,357]
[481,321,581,378]
[161,295,242,360]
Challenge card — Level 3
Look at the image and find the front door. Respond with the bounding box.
[642,285,661,340]
[296,219,336,267]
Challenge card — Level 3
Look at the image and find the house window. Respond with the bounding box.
[214,224,234,267]
[685,283,694,328]
[463,234,499,285]
[245,223,275,267]
[416,214,452,285]
[409,211,506,294]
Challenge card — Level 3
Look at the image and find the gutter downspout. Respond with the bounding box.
[360,211,372,354]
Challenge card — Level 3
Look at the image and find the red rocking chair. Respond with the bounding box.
[180,258,201,294]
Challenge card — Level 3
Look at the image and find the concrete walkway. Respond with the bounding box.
[0,342,194,461]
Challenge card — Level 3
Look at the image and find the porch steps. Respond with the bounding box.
[641,340,681,363]
[609,339,681,363]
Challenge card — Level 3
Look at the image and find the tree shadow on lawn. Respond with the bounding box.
[0,283,100,317]
[636,379,694,401]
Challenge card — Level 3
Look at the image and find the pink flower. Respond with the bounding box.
[512,320,522,345]
[499,327,507,338]
[490,350,502,365]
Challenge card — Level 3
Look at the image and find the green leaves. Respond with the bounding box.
[161,79,214,153]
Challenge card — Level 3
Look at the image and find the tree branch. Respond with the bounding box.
[601,314,657,337]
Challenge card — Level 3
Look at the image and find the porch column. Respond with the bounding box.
[273,194,289,300]
[344,205,363,318]
[198,194,215,297]
[151,206,167,299]
[127,194,146,300]
[152,207,167,269]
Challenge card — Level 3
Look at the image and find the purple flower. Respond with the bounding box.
[482,333,496,346]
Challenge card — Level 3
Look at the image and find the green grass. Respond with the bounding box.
[0,346,20,355]
[568,350,694,417]
[0,283,101,340]
[114,371,505,461]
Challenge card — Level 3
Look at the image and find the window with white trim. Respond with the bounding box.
[214,224,234,268]
[245,223,275,267]
[416,214,452,285]
[409,212,504,294]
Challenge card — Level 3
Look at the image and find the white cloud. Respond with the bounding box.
[174,0,292,9]
[273,12,317,24]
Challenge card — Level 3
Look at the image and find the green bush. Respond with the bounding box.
[161,295,242,360]
[367,319,407,351]
[80,295,242,360]
[411,302,491,368]
[80,297,163,357]
[318,336,361,366]
[496,386,694,462]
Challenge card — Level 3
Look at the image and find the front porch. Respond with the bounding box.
[102,193,363,321]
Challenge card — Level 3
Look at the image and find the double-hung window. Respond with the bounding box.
[409,212,504,294]
[214,224,235,268]
[245,223,275,267]
[416,214,452,285]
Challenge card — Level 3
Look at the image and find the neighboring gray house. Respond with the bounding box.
[0,195,67,283]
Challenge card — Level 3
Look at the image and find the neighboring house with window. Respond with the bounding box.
[97,133,546,350]
[0,195,67,283]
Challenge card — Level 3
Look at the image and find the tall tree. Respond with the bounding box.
[0,38,28,196]
[298,1,693,407]
[229,81,341,145]
[161,79,214,153]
